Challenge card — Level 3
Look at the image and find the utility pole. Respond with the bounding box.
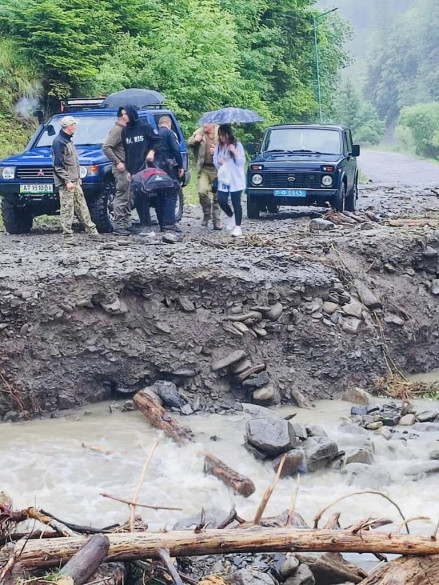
[313,7,338,123]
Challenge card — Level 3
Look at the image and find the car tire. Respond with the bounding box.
[266,198,279,214]
[88,182,115,233]
[332,182,346,212]
[175,185,184,222]
[1,199,33,234]
[247,194,261,219]
[345,179,358,212]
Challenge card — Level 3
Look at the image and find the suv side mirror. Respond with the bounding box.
[46,125,56,137]
[245,142,256,156]
[351,144,360,157]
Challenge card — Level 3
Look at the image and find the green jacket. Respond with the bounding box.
[187,126,218,172]
[102,122,126,165]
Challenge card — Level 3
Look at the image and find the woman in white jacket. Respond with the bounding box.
[213,124,246,237]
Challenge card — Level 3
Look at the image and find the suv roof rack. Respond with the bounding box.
[60,97,105,112]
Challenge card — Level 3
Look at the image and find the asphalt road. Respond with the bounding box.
[359,149,439,187]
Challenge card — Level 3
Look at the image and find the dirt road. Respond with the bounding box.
[359,149,439,186]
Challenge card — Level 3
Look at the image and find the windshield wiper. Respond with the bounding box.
[264,149,296,154]
[289,149,323,154]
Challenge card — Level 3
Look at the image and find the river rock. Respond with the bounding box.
[305,424,328,438]
[309,218,334,232]
[342,463,391,488]
[384,313,405,326]
[341,386,371,405]
[431,280,439,295]
[374,426,392,439]
[246,418,299,457]
[153,380,183,408]
[399,413,416,426]
[290,388,313,409]
[289,421,308,441]
[229,568,277,585]
[272,449,305,477]
[344,448,374,465]
[178,296,196,312]
[242,403,282,421]
[264,302,284,321]
[302,436,339,472]
[322,301,338,314]
[342,318,362,335]
[423,246,438,258]
[279,556,300,578]
[342,301,363,319]
[232,359,253,374]
[355,280,382,309]
[417,411,438,423]
[212,350,247,371]
[242,371,270,389]
[284,563,315,585]
[253,384,280,406]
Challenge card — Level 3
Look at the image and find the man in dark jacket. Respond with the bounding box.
[52,116,99,244]
[121,105,161,235]
[156,115,184,232]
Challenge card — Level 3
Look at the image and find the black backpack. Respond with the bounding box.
[131,166,174,196]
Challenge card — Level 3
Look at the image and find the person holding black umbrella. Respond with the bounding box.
[213,123,246,237]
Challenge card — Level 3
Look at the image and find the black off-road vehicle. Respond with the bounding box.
[246,124,360,218]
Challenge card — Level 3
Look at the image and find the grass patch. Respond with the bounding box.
[183,164,199,205]
[374,374,439,401]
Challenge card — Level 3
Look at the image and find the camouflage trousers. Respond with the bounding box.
[59,182,97,236]
[112,166,131,229]
[198,164,221,223]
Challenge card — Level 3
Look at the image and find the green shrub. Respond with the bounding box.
[398,102,439,159]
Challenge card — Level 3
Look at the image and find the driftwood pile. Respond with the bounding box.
[1,391,439,585]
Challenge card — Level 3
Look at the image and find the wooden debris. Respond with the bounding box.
[295,552,367,584]
[202,451,256,497]
[57,534,110,585]
[134,390,194,443]
[384,218,439,227]
[359,553,439,584]
[12,528,439,570]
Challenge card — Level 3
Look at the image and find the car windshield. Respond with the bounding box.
[262,128,342,155]
[35,115,117,147]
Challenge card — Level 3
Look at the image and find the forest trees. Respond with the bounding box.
[0,0,350,133]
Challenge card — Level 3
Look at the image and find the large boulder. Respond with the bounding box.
[342,463,391,489]
[246,418,299,457]
[302,436,339,472]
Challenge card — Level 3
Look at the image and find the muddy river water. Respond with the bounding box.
[1,397,438,537]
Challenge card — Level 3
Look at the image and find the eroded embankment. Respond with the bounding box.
[0,207,438,420]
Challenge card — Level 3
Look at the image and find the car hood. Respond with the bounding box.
[252,152,343,167]
[1,146,107,166]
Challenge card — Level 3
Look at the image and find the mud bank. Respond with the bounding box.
[1,185,439,419]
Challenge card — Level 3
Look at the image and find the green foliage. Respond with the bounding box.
[397,102,439,159]
[332,79,384,144]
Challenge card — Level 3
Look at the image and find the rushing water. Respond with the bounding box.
[2,398,438,536]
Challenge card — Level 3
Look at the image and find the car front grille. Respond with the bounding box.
[16,167,54,180]
[263,173,322,189]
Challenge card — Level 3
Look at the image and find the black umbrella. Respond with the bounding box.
[101,88,165,109]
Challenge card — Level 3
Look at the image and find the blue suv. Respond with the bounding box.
[0,101,190,233]
[246,124,360,219]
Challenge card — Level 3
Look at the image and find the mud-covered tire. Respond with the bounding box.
[247,194,261,219]
[88,182,115,233]
[266,198,280,214]
[1,199,33,234]
[332,182,346,212]
[345,179,358,212]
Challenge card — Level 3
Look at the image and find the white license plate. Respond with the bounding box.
[20,184,53,194]
[274,189,307,197]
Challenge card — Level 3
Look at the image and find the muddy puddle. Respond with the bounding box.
[2,399,438,535]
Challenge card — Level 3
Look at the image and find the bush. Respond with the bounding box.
[397,102,439,159]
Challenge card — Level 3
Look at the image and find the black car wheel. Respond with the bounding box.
[247,194,261,219]
[345,179,358,212]
[266,198,280,214]
[175,185,184,222]
[1,199,33,234]
[88,181,115,233]
[332,182,346,212]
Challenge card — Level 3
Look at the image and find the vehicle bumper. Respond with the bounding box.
[0,182,106,204]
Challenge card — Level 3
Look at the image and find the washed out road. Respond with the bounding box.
[359,149,439,186]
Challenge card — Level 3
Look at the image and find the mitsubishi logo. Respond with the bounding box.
[287,175,296,182]
[37,169,44,177]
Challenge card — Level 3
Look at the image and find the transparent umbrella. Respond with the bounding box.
[198,107,263,125]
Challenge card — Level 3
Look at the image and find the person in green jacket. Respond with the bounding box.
[102,108,132,235]
[187,123,221,229]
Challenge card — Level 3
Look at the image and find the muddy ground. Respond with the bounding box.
[0,180,439,420]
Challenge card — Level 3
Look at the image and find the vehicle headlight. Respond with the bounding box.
[252,174,263,185]
[322,175,333,187]
[1,167,15,180]
[79,166,88,179]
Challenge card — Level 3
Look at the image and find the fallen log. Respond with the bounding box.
[358,553,439,584]
[295,552,367,584]
[57,534,110,585]
[13,528,439,571]
[133,390,194,443]
[202,451,256,497]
